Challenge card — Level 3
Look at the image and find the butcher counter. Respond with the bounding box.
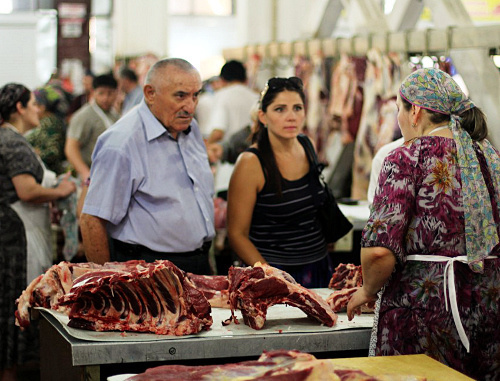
[38,288,372,381]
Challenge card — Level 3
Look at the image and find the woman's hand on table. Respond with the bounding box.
[346,287,377,321]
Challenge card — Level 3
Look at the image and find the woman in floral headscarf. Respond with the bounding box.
[347,68,500,380]
[26,84,69,175]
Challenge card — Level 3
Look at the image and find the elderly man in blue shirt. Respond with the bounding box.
[80,58,215,274]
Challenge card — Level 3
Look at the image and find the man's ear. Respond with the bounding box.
[143,84,155,104]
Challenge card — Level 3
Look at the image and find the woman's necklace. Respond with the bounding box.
[405,125,450,146]
[426,125,450,136]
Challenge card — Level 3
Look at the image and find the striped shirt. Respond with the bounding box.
[247,140,327,266]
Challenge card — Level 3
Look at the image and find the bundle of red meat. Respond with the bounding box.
[227,262,337,329]
[186,273,230,308]
[127,349,426,380]
[16,260,213,336]
[326,263,375,313]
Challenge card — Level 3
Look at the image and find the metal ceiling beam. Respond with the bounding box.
[343,0,389,34]
[386,0,424,31]
[314,0,344,39]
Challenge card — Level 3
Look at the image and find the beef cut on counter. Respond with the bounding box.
[328,263,363,289]
[186,273,230,308]
[59,260,213,335]
[326,263,375,313]
[227,262,337,329]
[127,350,348,380]
[127,350,424,380]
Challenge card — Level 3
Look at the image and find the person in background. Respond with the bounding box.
[80,58,215,275]
[206,60,259,144]
[67,69,94,119]
[0,83,76,381]
[347,68,500,380]
[195,75,222,137]
[366,136,404,204]
[26,84,69,176]
[65,73,119,182]
[206,101,258,166]
[227,77,332,288]
[118,67,143,116]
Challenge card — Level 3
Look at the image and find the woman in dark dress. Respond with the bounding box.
[0,83,76,381]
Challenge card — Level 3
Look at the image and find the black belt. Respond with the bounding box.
[112,239,211,258]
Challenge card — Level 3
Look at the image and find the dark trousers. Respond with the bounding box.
[111,239,212,275]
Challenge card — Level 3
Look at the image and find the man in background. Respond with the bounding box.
[206,60,258,144]
[118,67,143,116]
[65,73,119,182]
[194,76,222,137]
[67,69,95,120]
[80,58,215,275]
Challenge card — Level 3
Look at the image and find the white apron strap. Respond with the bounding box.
[407,254,497,353]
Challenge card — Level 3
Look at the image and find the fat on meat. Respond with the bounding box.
[58,260,213,335]
[15,261,101,327]
[186,273,230,309]
[227,262,337,330]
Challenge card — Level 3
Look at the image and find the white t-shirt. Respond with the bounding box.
[207,83,259,142]
[367,137,405,204]
[194,92,215,137]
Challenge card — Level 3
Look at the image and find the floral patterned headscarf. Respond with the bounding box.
[400,67,500,273]
[33,85,69,119]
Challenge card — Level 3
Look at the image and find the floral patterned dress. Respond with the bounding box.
[362,136,500,381]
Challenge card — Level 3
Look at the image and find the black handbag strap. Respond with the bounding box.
[298,134,326,208]
[298,134,324,179]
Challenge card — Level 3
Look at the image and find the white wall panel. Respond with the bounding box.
[113,0,169,58]
[0,12,56,89]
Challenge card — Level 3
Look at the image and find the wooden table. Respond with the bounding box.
[330,354,474,380]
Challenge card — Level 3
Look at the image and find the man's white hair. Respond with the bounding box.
[145,58,197,85]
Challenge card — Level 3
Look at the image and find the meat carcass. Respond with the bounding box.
[186,273,230,308]
[227,262,337,329]
[16,261,101,327]
[58,260,213,335]
[328,263,363,290]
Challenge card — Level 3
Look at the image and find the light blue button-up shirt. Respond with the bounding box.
[82,100,215,252]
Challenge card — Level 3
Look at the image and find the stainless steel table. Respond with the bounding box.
[39,309,371,381]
